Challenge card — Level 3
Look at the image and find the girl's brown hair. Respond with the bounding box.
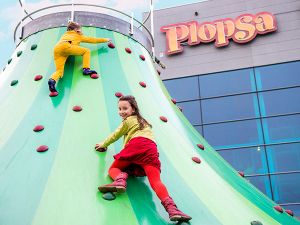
[119,95,152,129]
[67,21,81,31]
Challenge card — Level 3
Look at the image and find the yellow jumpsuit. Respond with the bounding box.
[51,30,109,81]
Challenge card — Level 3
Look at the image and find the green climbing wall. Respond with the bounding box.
[0,26,299,225]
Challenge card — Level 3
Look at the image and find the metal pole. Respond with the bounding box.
[150,0,155,58]
[130,12,134,36]
[70,0,74,22]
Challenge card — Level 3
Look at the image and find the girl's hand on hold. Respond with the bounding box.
[95,143,107,152]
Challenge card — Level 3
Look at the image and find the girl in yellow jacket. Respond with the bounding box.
[48,21,110,93]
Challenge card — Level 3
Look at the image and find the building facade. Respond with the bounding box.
[152,0,300,217]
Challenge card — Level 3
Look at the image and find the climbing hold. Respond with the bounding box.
[2,67,5,71]
[160,116,168,122]
[285,209,294,216]
[238,171,245,177]
[274,205,283,213]
[139,81,146,88]
[31,44,37,50]
[36,145,49,152]
[108,42,115,49]
[95,146,107,152]
[102,192,116,201]
[125,47,132,54]
[192,157,201,164]
[17,51,22,57]
[33,125,44,132]
[90,74,99,79]
[197,143,205,150]
[157,70,161,75]
[178,106,183,112]
[8,58,12,64]
[49,92,58,97]
[171,98,177,104]
[139,55,145,61]
[34,75,43,81]
[11,80,18,86]
[115,92,123,98]
[251,221,263,225]
[72,106,82,112]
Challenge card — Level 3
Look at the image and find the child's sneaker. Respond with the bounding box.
[83,68,97,75]
[48,79,57,92]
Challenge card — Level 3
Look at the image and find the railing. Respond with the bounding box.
[14,3,154,50]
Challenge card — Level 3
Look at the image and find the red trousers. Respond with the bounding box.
[109,159,169,201]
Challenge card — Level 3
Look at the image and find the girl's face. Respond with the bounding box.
[118,100,135,119]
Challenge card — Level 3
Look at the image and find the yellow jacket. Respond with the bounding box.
[102,115,155,148]
[59,30,109,45]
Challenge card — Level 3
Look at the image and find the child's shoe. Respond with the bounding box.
[82,68,97,75]
[161,196,192,222]
[98,172,128,193]
[48,78,57,92]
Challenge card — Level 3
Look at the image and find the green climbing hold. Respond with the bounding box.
[11,80,18,86]
[17,51,22,57]
[102,192,116,201]
[31,44,37,50]
[8,58,12,64]
[251,221,263,225]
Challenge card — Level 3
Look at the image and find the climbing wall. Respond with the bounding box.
[0,26,299,225]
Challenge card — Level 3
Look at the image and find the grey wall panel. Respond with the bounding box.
[152,0,300,80]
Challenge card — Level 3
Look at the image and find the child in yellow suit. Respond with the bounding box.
[48,21,110,93]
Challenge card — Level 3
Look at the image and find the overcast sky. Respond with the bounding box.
[0,0,201,69]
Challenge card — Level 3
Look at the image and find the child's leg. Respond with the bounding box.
[51,54,68,81]
[64,45,91,69]
[108,159,132,180]
[142,165,169,201]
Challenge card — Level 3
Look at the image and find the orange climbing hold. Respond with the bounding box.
[33,125,44,132]
[192,157,201,164]
[72,106,82,112]
[36,145,49,152]
[34,75,43,81]
[139,81,146,87]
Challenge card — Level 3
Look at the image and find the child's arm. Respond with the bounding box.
[95,120,129,150]
[80,36,110,44]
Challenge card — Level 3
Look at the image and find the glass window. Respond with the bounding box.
[262,114,300,144]
[177,100,201,125]
[247,175,272,199]
[266,143,300,173]
[199,68,254,98]
[258,88,300,116]
[203,119,264,149]
[163,76,199,101]
[271,173,300,204]
[202,94,259,123]
[255,61,300,91]
[194,125,203,136]
[217,146,268,175]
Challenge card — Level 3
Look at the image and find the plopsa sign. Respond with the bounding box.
[160,12,277,55]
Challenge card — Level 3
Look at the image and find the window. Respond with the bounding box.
[255,61,300,91]
[218,146,268,174]
[199,68,254,98]
[266,143,300,173]
[163,76,199,101]
[202,94,259,123]
[203,119,264,149]
[271,173,300,204]
[262,114,300,144]
[177,100,201,125]
[247,175,272,199]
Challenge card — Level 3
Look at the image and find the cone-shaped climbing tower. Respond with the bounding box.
[0,5,299,225]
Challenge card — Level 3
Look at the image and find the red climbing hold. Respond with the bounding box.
[115,92,123,98]
[33,125,44,132]
[197,143,205,150]
[95,146,107,152]
[139,55,145,61]
[274,205,283,213]
[192,157,201,164]
[157,70,161,75]
[34,75,43,81]
[108,42,115,49]
[285,209,294,216]
[171,98,177,104]
[73,106,82,112]
[90,74,99,79]
[160,116,168,122]
[125,47,132,54]
[139,81,146,88]
[37,145,49,152]
[49,92,58,97]
[238,171,245,177]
